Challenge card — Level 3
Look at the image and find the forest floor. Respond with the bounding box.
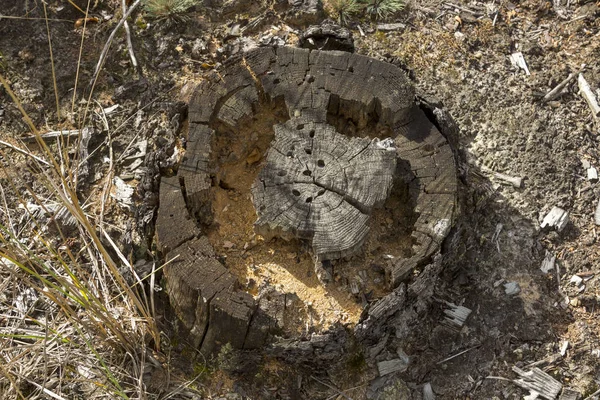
[1,0,600,399]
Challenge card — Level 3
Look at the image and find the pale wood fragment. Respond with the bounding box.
[512,366,562,400]
[578,73,600,118]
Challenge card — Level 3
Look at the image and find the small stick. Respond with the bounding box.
[20,129,83,141]
[90,0,141,88]
[121,0,140,74]
[542,71,579,102]
[578,73,600,119]
[310,376,353,400]
[436,345,480,364]
[0,140,49,166]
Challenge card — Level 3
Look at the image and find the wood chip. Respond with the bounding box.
[541,206,569,232]
[541,251,556,274]
[443,302,472,327]
[377,358,409,376]
[510,52,531,75]
[512,366,562,400]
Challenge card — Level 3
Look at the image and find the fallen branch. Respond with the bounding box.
[578,73,600,119]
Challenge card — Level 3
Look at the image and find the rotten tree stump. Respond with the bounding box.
[155,46,458,355]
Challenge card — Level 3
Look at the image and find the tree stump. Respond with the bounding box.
[155,46,458,356]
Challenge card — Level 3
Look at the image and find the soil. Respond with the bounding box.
[1,0,600,399]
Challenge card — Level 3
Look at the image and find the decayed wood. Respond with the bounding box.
[252,119,396,260]
[178,123,213,225]
[157,46,458,355]
[155,176,199,253]
[512,366,562,400]
[540,206,569,232]
[164,236,259,353]
[578,73,600,118]
[377,358,409,376]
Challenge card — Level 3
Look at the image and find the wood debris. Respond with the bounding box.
[377,358,409,376]
[540,206,569,232]
[558,388,581,400]
[20,128,85,141]
[559,341,569,357]
[512,366,562,400]
[376,23,407,31]
[541,251,556,274]
[509,52,531,76]
[494,171,523,188]
[111,176,135,210]
[578,73,600,119]
[542,71,580,102]
[443,302,472,327]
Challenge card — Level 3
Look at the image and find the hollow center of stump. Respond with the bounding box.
[251,119,397,260]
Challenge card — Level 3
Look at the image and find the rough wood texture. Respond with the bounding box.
[252,119,396,260]
[157,46,458,354]
[155,176,199,253]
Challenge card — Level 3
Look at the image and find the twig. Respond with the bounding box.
[90,0,142,88]
[121,0,139,74]
[542,68,582,102]
[485,376,512,382]
[0,140,49,166]
[436,345,480,364]
[310,375,353,400]
[578,73,600,119]
[20,129,83,142]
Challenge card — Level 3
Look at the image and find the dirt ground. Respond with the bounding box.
[1,0,600,398]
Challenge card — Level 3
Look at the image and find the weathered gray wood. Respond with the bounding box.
[377,358,409,376]
[163,236,260,353]
[512,366,562,400]
[252,119,396,260]
[298,21,354,52]
[178,123,214,225]
[541,206,569,232]
[156,46,459,356]
[155,176,199,253]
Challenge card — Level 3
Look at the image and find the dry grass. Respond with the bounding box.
[0,1,175,399]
